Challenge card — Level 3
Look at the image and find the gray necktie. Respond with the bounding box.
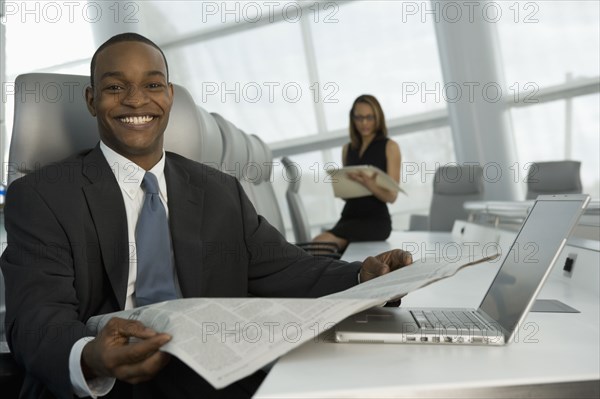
[135,172,177,306]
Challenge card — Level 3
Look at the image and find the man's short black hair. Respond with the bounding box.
[90,32,169,87]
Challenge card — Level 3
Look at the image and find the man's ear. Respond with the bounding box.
[168,82,174,99]
[85,86,97,117]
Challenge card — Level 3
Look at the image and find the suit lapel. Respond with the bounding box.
[165,156,206,297]
[81,146,130,310]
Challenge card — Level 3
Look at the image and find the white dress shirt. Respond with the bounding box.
[69,142,174,397]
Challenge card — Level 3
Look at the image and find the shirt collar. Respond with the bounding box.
[100,141,167,200]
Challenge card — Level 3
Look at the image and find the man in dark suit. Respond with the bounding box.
[0,33,412,399]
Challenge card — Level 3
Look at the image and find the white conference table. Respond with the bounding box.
[255,229,600,398]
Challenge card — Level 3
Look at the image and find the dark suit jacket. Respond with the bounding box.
[0,146,362,398]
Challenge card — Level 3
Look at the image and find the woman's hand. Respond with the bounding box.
[347,171,397,202]
[347,171,378,191]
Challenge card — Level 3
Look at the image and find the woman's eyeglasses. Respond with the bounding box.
[352,114,375,123]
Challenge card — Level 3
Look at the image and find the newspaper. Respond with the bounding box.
[326,165,407,199]
[87,251,498,389]
[325,252,499,301]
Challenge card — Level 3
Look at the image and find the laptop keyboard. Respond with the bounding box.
[411,310,489,331]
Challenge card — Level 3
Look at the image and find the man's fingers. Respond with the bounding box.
[389,250,413,270]
[83,318,172,380]
[87,333,171,380]
[114,334,172,365]
[360,250,414,283]
[376,249,413,271]
[360,256,390,282]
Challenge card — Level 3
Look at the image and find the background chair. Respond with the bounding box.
[526,160,582,199]
[409,164,485,232]
[281,157,341,256]
[281,156,312,242]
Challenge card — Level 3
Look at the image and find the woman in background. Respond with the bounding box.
[313,94,401,252]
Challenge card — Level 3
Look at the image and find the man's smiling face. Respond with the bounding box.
[86,40,174,169]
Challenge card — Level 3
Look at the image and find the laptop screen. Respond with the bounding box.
[479,195,588,335]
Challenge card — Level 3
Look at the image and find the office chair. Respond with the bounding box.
[526,161,582,200]
[409,164,485,232]
[280,157,341,256]
[281,156,312,242]
[281,157,341,258]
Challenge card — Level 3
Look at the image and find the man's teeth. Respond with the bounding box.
[119,116,154,125]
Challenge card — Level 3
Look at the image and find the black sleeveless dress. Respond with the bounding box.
[328,137,392,241]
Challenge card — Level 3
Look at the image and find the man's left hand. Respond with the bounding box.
[360,249,413,283]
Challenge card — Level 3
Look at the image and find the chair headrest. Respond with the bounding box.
[527,161,582,193]
[433,165,484,195]
[8,74,97,186]
[8,73,218,185]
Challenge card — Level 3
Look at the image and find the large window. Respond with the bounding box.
[2,0,597,229]
[498,1,600,198]
[4,5,94,76]
[498,1,599,87]
[311,1,444,131]
[137,0,303,42]
[164,21,317,141]
[511,94,600,198]
[572,94,600,198]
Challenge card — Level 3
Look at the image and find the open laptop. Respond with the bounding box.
[335,194,591,345]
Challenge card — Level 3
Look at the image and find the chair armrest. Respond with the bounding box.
[295,242,342,259]
[295,241,340,252]
[0,352,23,398]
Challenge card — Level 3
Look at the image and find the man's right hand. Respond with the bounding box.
[81,317,172,384]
